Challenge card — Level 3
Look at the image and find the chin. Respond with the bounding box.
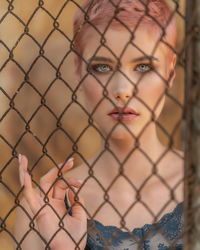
[103,124,137,141]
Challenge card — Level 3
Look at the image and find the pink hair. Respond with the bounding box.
[73,0,176,69]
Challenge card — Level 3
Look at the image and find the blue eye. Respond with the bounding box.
[91,64,112,73]
[135,64,153,73]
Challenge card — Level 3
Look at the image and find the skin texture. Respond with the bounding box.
[79,27,176,140]
[15,156,87,250]
[14,27,183,249]
[72,27,182,229]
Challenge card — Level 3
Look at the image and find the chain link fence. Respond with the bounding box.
[0,0,197,249]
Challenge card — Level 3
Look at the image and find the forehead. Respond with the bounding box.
[82,26,166,60]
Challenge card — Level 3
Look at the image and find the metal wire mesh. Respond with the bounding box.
[0,0,193,249]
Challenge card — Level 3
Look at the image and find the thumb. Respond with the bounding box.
[19,154,41,214]
[68,188,87,221]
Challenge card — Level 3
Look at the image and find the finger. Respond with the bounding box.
[19,154,31,189]
[39,158,74,196]
[68,188,87,221]
[19,154,25,187]
[52,178,83,200]
[19,154,40,214]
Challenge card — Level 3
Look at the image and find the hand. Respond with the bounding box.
[18,154,87,250]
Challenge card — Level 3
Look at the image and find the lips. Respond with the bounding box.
[108,107,139,121]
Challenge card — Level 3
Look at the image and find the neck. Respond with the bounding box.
[94,123,166,188]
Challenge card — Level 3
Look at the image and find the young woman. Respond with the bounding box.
[15,0,184,249]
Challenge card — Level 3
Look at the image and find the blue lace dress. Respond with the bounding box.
[64,197,183,249]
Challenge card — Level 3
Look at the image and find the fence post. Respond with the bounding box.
[184,0,200,249]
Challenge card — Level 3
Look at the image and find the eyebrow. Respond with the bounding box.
[131,56,159,62]
[88,55,158,63]
[88,56,114,63]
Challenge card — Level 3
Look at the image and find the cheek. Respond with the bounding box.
[138,74,166,110]
[82,77,103,110]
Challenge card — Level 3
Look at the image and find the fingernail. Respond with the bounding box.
[77,179,83,184]
[64,190,72,216]
[58,162,63,168]
[67,157,74,163]
[73,187,79,193]
[59,158,74,168]
[65,189,71,207]
[18,154,22,165]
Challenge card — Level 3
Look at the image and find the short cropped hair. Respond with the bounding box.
[73,0,176,69]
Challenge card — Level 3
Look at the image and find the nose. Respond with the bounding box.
[112,73,134,104]
[115,92,131,103]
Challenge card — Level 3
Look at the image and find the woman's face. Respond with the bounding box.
[77,27,176,140]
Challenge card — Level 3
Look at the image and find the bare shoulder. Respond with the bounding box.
[171,148,184,159]
[160,147,184,169]
[158,147,184,185]
[168,148,184,169]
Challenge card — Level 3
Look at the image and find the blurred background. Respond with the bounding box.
[0,0,185,249]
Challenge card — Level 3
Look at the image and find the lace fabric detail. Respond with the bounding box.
[86,203,183,250]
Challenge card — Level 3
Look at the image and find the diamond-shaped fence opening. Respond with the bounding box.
[0,0,199,249]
